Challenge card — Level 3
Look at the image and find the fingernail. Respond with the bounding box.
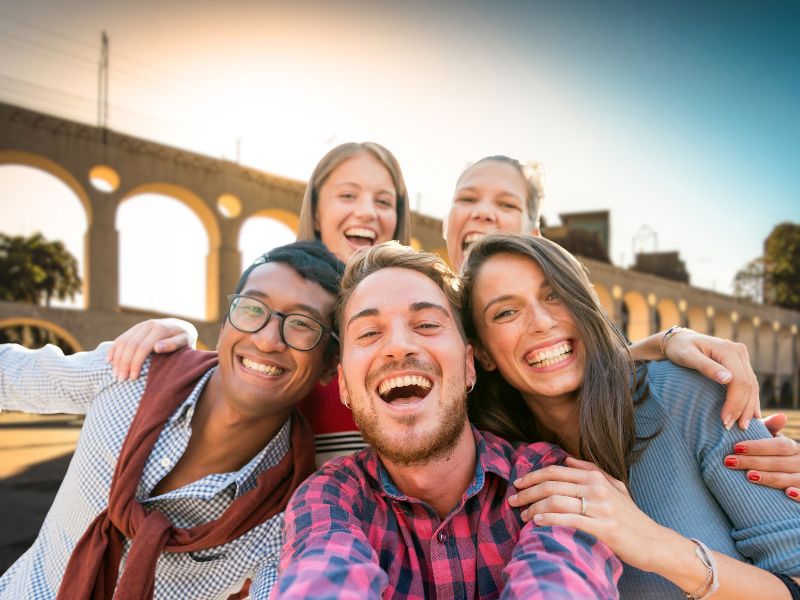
[513,478,522,487]
[741,418,750,431]
[508,494,518,503]
[747,472,761,482]
[155,342,164,352]
[716,370,732,383]
[788,489,799,499]
[724,457,738,467]
[734,444,748,454]
[532,514,544,524]
[723,415,733,430]
[520,509,528,521]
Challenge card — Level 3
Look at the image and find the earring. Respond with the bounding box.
[343,398,351,410]
[466,381,475,394]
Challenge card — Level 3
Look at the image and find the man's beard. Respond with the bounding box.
[347,372,468,467]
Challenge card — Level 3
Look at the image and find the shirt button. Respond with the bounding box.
[160,457,172,468]
[436,531,447,544]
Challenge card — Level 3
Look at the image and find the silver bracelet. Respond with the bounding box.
[682,538,719,600]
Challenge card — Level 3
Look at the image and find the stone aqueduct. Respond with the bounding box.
[1,102,798,407]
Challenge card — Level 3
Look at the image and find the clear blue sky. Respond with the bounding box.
[1,0,798,317]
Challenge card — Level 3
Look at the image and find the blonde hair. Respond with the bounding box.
[297,142,411,245]
[457,155,545,230]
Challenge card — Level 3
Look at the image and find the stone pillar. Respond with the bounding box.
[215,245,242,323]
[772,322,781,407]
[85,192,120,312]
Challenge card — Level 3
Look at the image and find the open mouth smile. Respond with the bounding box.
[240,356,284,376]
[377,374,433,405]
[345,227,377,248]
[461,232,486,252]
[525,340,574,368]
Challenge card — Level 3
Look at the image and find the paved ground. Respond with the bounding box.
[1,409,799,573]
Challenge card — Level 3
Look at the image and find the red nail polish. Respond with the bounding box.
[734,444,747,454]
[747,472,761,482]
[724,457,738,467]
[789,490,799,499]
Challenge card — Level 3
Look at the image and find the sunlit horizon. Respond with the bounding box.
[2,0,798,317]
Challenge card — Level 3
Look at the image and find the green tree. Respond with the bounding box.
[0,232,82,306]
[733,222,800,310]
[0,232,82,353]
[764,222,800,310]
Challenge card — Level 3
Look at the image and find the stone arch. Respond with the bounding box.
[0,317,82,353]
[713,312,734,341]
[0,150,93,225]
[118,183,221,320]
[687,306,709,334]
[622,291,649,342]
[656,298,681,332]
[756,322,775,375]
[736,318,757,367]
[593,284,614,319]
[241,208,300,236]
[238,208,300,269]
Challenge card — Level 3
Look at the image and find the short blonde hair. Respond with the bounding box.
[297,142,411,245]
[457,155,545,230]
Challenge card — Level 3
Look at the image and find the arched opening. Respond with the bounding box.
[737,318,757,368]
[687,306,709,334]
[0,317,82,354]
[117,186,216,320]
[713,313,734,341]
[238,209,299,269]
[0,162,89,308]
[657,298,680,332]
[622,291,649,342]
[593,284,614,320]
[756,322,775,376]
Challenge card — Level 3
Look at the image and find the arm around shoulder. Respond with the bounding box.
[0,342,116,415]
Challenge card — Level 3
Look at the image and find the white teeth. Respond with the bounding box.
[242,357,284,376]
[526,341,573,367]
[463,232,485,245]
[345,227,376,240]
[377,375,433,397]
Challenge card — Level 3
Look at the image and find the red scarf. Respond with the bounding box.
[57,348,316,600]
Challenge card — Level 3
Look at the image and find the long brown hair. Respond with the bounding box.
[296,142,411,245]
[461,232,641,484]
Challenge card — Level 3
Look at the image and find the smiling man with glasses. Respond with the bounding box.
[0,240,342,600]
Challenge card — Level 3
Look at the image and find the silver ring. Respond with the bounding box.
[580,496,588,517]
[575,485,581,498]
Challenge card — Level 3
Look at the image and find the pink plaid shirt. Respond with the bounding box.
[277,427,621,599]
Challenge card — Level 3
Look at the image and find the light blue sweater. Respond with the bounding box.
[620,361,800,598]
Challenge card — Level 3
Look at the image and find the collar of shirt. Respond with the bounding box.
[145,365,292,500]
[374,425,514,503]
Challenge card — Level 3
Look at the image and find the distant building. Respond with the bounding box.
[632,251,690,284]
[542,210,610,263]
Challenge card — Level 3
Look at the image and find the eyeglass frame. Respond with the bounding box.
[226,293,339,352]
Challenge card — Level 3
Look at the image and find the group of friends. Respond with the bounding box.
[1,142,799,599]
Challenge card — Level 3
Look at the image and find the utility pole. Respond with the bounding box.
[97,31,109,141]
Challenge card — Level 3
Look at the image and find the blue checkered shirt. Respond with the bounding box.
[0,343,288,599]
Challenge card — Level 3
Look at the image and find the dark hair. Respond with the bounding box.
[461,232,643,484]
[337,241,464,342]
[234,240,344,357]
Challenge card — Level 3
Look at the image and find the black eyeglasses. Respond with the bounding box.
[227,294,338,351]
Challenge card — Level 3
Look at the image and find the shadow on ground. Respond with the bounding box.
[0,451,74,572]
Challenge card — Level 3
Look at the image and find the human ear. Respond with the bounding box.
[473,342,497,372]
[337,364,351,409]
